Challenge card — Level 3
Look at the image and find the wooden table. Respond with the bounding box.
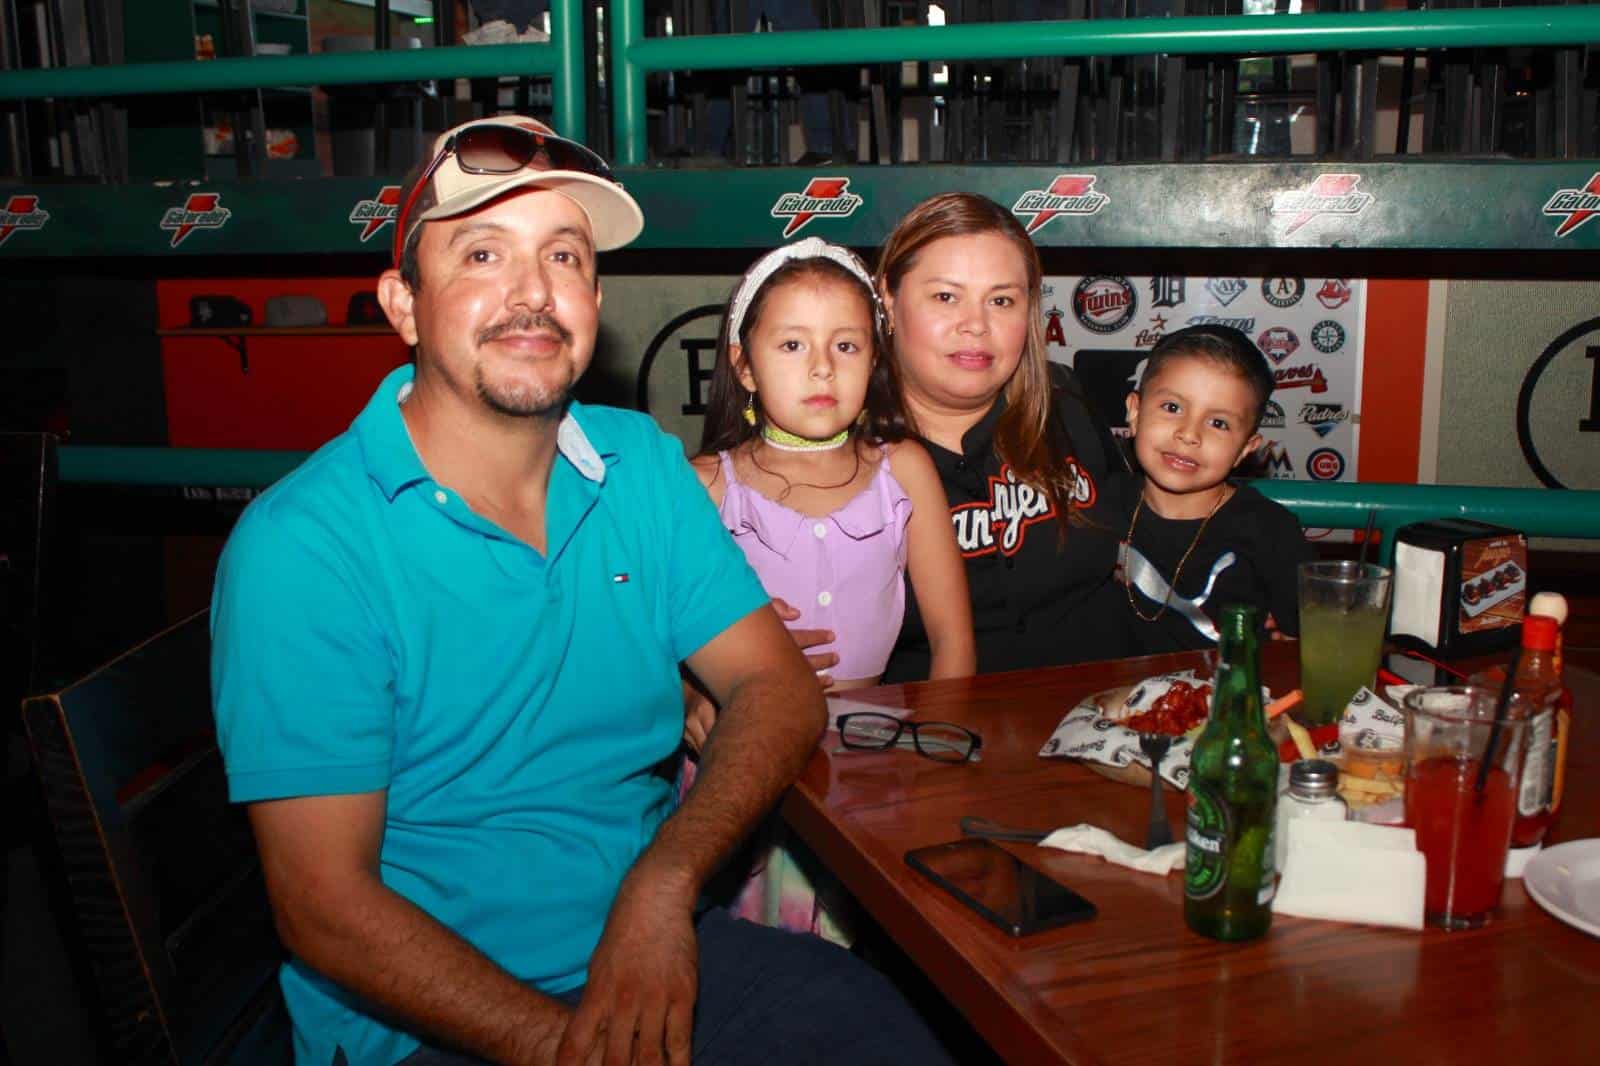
[784,643,1600,1065]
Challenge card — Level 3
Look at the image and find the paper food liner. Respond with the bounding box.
[1038,670,1211,789]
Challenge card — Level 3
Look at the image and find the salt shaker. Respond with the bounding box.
[1274,759,1349,874]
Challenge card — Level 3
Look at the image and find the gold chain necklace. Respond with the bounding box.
[1122,482,1233,623]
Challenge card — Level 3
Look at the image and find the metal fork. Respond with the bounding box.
[1139,733,1175,850]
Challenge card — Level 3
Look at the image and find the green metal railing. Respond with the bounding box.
[0,0,585,138]
[607,3,1600,165]
[56,446,1600,566]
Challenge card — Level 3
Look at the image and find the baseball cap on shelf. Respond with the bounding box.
[392,115,643,265]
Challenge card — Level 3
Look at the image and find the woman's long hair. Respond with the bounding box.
[699,256,909,456]
[876,192,1082,535]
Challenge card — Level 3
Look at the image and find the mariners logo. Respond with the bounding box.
[350,185,402,242]
[1316,278,1353,309]
[1300,402,1349,438]
[1257,326,1300,363]
[771,177,863,238]
[1272,174,1374,236]
[1205,278,1248,306]
[1310,319,1346,354]
[0,195,49,247]
[1261,277,1305,308]
[1260,400,1286,429]
[950,463,1095,558]
[1011,175,1109,234]
[160,192,232,247]
[1543,173,1600,238]
[1073,275,1137,334]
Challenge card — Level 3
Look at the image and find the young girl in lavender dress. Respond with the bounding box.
[682,237,976,944]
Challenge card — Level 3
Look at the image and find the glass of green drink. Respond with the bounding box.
[1297,561,1393,727]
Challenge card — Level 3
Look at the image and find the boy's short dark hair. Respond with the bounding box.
[1140,325,1275,431]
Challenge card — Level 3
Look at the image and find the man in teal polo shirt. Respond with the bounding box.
[211,116,952,1066]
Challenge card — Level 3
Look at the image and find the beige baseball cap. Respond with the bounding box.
[393,115,644,263]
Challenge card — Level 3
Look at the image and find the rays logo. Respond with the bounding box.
[1205,278,1248,306]
[1271,174,1374,236]
[1011,174,1109,234]
[1543,172,1600,238]
[949,463,1094,558]
[159,192,232,247]
[0,194,49,247]
[770,178,863,238]
[350,185,403,242]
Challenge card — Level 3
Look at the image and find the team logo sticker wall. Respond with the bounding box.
[1306,447,1347,481]
[1012,175,1109,234]
[1316,279,1353,309]
[1257,326,1300,363]
[771,178,863,238]
[1261,277,1305,308]
[1543,173,1600,238]
[160,192,232,247]
[1310,320,1346,354]
[0,195,49,247]
[350,185,402,242]
[1073,275,1137,334]
[1271,174,1374,236]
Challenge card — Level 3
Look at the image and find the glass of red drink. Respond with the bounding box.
[1403,686,1529,930]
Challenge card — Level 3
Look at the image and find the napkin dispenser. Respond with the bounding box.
[1390,519,1526,658]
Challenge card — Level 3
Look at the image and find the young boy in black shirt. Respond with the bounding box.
[1097,325,1313,652]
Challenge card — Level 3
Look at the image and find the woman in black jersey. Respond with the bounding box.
[874,193,1129,680]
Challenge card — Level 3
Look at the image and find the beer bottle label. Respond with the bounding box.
[1185,782,1230,900]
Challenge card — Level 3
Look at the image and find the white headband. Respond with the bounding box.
[726,237,881,343]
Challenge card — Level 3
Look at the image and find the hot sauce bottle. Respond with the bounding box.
[1509,614,1562,849]
[1529,593,1573,826]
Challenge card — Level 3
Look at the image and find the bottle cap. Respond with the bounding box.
[1288,758,1340,799]
[1529,592,1569,627]
[1522,615,1558,652]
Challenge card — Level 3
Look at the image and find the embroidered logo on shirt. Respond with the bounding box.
[949,463,1096,558]
[612,573,630,583]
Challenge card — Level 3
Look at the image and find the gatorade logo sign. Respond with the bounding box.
[0,195,49,247]
[350,185,403,242]
[1011,175,1110,234]
[160,192,232,247]
[770,178,863,238]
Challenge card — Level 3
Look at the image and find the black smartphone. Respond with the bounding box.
[904,838,1096,937]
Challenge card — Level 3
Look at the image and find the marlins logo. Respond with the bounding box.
[350,185,402,242]
[1271,174,1374,236]
[1011,175,1109,234]
[771,177,863,238]
[1543,173,1600,238]
[0,195,49,247]
[160,192,232,248]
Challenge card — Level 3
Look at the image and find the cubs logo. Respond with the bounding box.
[770,177,863,238]
[1073,275,1137,334]
[1306,447,1347,481]
[1011,174,1110,234]
[1271,174,1374,236]
[1310,319,1346,354]
[350,185,402,242]
[1316,279,1353,309]
[1205,277,1248,306]
[0,195,49,247]
[1259,399,1286,429]
[1542,172,1600,238]
[1257,326,1300,363]
[159,192,232,247]
[1261,277,1305,308]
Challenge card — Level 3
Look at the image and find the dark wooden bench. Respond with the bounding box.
[21,610,290,1066]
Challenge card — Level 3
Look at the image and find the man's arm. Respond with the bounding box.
[558,604,824,1066]
[249,791,578,1066]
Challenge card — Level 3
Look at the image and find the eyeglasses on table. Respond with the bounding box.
[834,712,983,763]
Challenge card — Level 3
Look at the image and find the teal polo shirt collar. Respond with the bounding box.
[356,365,611,503]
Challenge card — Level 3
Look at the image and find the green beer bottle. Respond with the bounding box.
[1185,604,1278,941]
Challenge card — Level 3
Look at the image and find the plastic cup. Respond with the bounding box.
[1297,561,1393,727]
[1402,686,1528,930]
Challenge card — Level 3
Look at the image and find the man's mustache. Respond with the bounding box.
[477,313,572,346]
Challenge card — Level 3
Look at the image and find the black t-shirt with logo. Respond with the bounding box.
[883,366,1129,683]
[1089,471,1314,654]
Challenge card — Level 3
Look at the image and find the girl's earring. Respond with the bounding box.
[743,392,757,426]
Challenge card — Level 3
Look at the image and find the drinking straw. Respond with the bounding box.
[1358,508,1378,566]
[1475,647,1522,796]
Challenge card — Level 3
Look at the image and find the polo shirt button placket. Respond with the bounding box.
[817,590,832,607]
[813,522,828,539]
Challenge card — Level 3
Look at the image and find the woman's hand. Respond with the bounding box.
[771,597,839,689]
[683,687,716,754]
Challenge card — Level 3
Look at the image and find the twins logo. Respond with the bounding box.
[1271,174,1374,236]
[770,177,863,238]
[160,192,232,247]
[1011,174,1110,234]
[0,195,49,247]
[1543,172,1600,238]
[949,463,1095,558]
[350,185,403,242]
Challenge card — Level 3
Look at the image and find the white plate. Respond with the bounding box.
[1524,839,1600,939]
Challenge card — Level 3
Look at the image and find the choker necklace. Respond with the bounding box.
[760,424,851,452]
[1122,481,1233,623]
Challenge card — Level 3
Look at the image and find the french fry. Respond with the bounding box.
[1266,689,1303,720]
[1284,716,1317,761]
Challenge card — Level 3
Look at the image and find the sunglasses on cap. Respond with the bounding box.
[391,122,619,266]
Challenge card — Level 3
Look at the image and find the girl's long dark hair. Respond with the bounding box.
[699,256,911,456]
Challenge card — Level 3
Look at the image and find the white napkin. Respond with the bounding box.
[1272,819,1425,930]
[1039,825,1186,875]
